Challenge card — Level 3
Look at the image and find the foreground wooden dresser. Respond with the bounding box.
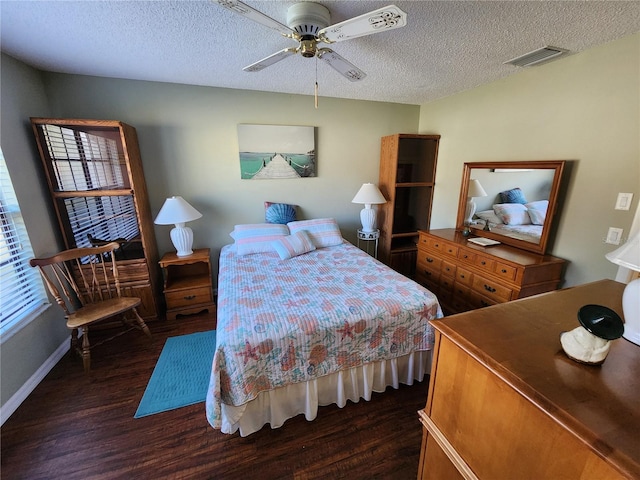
[418,280,640,479]
[416,229,566,315]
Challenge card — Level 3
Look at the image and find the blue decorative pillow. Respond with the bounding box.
[499,187,527,204]
[264,202,297,224]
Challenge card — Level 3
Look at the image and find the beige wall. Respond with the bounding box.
[420,33,640,287]
[0,54,68,409]
[42,73,420,272]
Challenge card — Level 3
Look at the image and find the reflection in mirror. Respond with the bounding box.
[456,161,566,254]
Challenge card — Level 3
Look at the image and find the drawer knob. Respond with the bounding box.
[460,274,465,279]
[434,243,440,248]
[426,257,434,263]
[463,254,469,259]
[481,261,487,266]
[184,295,196,300]
[424,270,432,276]
[501,269,507,273]
[484,284,496,293]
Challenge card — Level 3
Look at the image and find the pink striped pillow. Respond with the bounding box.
[272,230,316,260]
[230,223,289,255]
[287,218,343,248]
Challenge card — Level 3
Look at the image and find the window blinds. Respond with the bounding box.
[0,150,48,330]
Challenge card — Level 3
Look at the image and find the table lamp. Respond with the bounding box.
[352,183,386,233]
[465,179,488,224]
[154,196,202,257]
[606,231,640,345]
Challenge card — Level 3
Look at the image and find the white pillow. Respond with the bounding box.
[271,230,316,260]
[493,203,531,226]
[525,200,549,214]
[287,218,343,248]
[230,223,289,255]
[475,210,503,225]
[527,208,546,225]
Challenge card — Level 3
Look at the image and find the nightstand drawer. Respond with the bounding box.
[165,286,212,309]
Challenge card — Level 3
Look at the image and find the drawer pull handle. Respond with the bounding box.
[463,254,469,259]
[460,274,465,279]
[434,243,440,248]
[424,270,432,276]
[184,295,196,300]
[426,257,434,263]
[481,300,490,307]
[484,284,496,293]
[481,261,487,266]
[501,269,507,273]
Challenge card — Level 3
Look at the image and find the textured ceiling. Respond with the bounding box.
[1,1,639,105]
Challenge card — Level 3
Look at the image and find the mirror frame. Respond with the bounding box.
[456,160,566,255]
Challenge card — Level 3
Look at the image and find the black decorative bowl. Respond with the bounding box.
[577,304,624,340]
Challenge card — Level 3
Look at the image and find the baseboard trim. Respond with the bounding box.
[1,337,69,426]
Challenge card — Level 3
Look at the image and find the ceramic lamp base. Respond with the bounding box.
[622,277,640,345]
[359,206,377,233]
[170,225,194,257]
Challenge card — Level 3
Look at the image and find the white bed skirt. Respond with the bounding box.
[220,349,433,437]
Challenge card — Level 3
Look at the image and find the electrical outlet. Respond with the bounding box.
[615,193,633,210]
[605,227,623,245]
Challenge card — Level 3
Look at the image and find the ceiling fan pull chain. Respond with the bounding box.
[315,57,319,109]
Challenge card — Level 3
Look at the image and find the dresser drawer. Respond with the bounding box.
[417,252,442,272]
[165,286,212,309]
[429,238,459,257]
[493,262,518,281]
[457,249,475,265]
[473,253,496,273]
[455,267,473,286]
[471,274,513,302]
[441,260,457,277]
[468,289,499,309]
[415,269,440,291]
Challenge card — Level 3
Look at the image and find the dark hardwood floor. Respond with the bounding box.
[1,311,430,479]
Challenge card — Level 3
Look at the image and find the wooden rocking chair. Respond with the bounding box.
[30,242,152,373]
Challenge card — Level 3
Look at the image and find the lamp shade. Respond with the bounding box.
[154,196,202,225]
[352,183,386,205]
[605,232,640,271]
[467,179,488,198]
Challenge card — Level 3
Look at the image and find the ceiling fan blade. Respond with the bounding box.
[319,5,407,43]
[214,0,295,37]
[243,48,297,72]
[317,49,366,82]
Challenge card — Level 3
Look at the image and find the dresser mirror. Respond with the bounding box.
[456,160,566,254]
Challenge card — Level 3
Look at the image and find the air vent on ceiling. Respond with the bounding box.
[505,46,569,67]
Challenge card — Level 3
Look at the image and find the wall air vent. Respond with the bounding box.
[505,46,569,67]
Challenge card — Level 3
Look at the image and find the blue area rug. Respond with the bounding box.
[135,330,216,418]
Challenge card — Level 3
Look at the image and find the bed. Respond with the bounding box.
[206,219,442,436]
[473,199,548,244]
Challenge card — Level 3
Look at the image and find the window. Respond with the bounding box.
[0,148,48,337]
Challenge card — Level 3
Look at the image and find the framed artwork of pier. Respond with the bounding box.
[237,124,316,179]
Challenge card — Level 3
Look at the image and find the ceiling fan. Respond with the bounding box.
[214,0,408,82]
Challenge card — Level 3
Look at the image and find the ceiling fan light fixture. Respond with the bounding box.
[287,2,330,37]
[505,46,569,67]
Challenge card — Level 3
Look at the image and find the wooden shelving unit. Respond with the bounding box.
[378,134,440,277]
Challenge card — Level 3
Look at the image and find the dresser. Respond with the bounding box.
[416,229,566,314]
[418,280,640,479]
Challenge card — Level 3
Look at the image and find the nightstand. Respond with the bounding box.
[357,229,380,259]
[159,248,215,321]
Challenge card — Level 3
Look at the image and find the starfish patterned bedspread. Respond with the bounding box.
[206,241,442,430]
